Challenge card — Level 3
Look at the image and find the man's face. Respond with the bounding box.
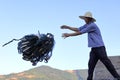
[84,17,89,24]
[84,17,92,24]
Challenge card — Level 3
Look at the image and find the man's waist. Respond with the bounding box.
[91,46,105,50]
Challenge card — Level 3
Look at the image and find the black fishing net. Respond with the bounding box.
[3,32,55,66]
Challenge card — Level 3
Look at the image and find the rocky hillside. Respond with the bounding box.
[0,65,87,80]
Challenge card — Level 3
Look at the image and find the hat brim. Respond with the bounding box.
[79,16,96,22]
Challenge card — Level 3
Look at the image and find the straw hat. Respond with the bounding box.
[79,12,96,22]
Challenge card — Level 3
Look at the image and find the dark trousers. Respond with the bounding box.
[87,46,120,80]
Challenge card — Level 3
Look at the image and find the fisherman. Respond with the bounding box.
[61,11,120,80]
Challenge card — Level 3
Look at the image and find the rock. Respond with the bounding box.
[94,56,120,80]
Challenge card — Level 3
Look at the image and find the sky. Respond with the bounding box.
[0,0,120,75]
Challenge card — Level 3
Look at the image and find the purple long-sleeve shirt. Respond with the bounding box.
[78,22,104,47]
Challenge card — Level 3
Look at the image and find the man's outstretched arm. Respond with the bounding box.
[62,31,82,38]
[61,25,79,32]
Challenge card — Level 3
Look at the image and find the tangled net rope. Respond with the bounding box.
[3,32,55,66]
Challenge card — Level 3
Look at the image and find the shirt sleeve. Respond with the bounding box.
[78,23,96,34]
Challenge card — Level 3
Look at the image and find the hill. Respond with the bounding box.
[0,65,87,80]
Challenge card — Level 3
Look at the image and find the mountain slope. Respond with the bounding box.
[0,66,79,80]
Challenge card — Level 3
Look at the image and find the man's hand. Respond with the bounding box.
[62,33,70,38]
[61,25,69,29]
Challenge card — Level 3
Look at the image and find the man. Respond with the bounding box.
[61,12,120,80]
